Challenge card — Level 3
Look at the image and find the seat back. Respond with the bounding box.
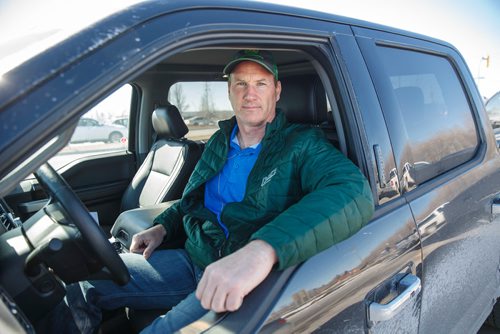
[277,74,338,146]
[394,86,425,114]
[120,105,202,211]
[277,74,327,124]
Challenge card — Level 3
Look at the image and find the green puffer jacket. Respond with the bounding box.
[154,110,374,270]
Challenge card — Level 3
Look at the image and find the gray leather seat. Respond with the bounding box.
[120,104,202,212]
[277,74,327,124]
[277,74,338,147]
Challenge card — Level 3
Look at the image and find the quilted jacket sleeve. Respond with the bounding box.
[153,201,184,240]
[251,130,374,270]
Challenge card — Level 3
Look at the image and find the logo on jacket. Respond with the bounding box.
[261,168,277,187]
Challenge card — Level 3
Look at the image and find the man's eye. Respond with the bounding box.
[236,82,247,87]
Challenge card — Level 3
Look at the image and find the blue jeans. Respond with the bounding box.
[54,249,208,333]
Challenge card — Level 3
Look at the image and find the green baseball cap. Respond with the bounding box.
[223,50,278,80]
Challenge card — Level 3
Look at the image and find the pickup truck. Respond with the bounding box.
[1,1,499,333]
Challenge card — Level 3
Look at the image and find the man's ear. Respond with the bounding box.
[275,81,282,102]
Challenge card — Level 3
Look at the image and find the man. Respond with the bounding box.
[60,50,374,333]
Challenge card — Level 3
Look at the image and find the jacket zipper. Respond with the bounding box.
[215,134,273,258]
[214,122,275,259]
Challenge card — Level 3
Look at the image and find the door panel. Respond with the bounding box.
[259,203,421,333]
[412,161,500,333]
[4,153,136,233]
[60,153,136,230]
[355,26,500,332]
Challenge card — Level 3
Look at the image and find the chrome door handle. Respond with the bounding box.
[369,274,421,322]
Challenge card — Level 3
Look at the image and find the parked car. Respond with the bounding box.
[70,117,127,143]
[184,116,215,126]
[1,1,499,334]
[112,118,129,128]
[486,91,500,128]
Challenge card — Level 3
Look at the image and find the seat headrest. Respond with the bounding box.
[394,86,425,111]
[152,104,188,139]
[277,75,327,125]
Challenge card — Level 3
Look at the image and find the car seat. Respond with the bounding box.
[120,104,203,212]
[277,74,338,147]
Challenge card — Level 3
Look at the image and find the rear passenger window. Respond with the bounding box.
[168,82,233,141]
[377,47,479,189]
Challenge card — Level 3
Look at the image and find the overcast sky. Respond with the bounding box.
[1,0,498,99]
[259,0,500,99]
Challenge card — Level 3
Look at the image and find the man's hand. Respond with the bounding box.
[195,240,278,313]
[129,224,166,259]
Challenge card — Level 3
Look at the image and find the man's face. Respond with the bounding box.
[228,61,281,128]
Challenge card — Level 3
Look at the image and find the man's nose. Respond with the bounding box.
[244,85,258,100]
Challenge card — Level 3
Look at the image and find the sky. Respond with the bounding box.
[258,0,500,100]
[1,0,498,101]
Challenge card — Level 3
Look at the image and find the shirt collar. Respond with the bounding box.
[230,124,261,150]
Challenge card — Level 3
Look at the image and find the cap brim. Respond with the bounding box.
[223,58,276,79]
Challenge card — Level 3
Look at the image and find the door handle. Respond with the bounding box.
[369,274,421,322]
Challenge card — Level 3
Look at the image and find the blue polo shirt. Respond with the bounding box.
[204,125,262,238]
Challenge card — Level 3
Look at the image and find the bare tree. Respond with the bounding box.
[169,83,189,113]
[199,82,216,118]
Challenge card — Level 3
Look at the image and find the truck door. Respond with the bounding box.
[357,26,500,333]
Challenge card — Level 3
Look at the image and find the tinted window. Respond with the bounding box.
[378,47,479,188]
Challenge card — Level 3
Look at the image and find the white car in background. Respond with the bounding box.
[70,117,127,143]
[184,116,215,126]
[112,118,129,128]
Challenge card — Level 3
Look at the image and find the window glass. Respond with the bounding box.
[49,84,132,169]
[168,82,233,141]
[378,47,479,187]
[486,92,500,128]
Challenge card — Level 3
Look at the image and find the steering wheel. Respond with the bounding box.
[34,163,130,285]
